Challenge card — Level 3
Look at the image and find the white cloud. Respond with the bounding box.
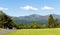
[0,7,8,11]
[20,5,38,11]
[41,6,54,10]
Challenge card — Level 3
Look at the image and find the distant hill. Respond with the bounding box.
[0,11,59,24]
[12,14,60,24]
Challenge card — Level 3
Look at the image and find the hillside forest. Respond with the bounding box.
[0,11,60,29]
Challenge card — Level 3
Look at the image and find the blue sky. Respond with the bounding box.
[0,0,60,17]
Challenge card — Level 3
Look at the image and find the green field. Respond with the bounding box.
[3,28,60,35]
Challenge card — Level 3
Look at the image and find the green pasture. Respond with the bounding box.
[3,28,60,35]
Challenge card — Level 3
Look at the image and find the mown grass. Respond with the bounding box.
[3,28,60,35]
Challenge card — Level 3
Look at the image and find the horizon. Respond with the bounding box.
[12,14,60,17]
[0,0,60,17]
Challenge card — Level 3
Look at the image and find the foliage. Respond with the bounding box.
[0,11,14,29]
[30,21,40,28]
[48,14,55,28]
[0,11,60,29]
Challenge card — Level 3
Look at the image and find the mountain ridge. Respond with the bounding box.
[12,14,60,24]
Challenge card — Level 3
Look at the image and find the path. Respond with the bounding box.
[0,29,14,35]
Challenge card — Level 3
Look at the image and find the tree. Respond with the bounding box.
[0,14,3,28]
[57,23,60,27]
[48,14,55,28]
[31,21,39,28]
[55,18,59,27]
[15,23,26,29]
[0,11,14,29]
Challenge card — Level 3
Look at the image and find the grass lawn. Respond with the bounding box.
[3,28,60,35]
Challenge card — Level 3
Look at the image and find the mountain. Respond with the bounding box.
[12,14,60,24]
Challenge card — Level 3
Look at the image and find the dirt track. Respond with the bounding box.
[0,29,14,35]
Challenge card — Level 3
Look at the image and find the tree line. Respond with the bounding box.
[0,11,60,29]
